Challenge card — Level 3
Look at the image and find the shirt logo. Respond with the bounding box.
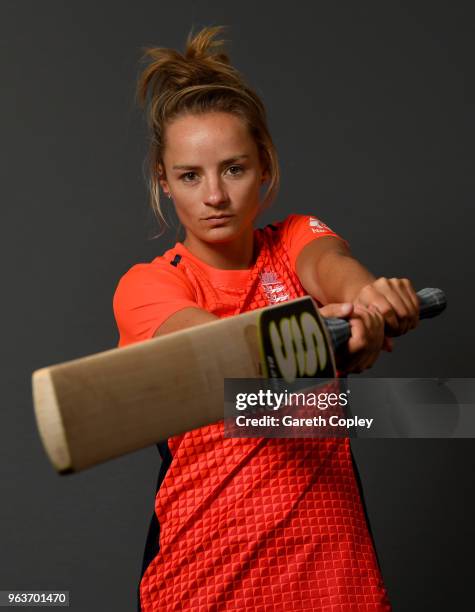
[309,216,330,234]
[260,270,289,304]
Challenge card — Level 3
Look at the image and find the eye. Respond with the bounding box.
[226,165,244,176]
[180,171,199,182]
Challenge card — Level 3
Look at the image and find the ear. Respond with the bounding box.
[158,163,170,194]
[261,169,270,184]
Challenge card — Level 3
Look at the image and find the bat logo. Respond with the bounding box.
[258,298,334,383]
[268,313,328,382]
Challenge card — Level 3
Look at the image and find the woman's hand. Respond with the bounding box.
[319,302,385,374]
[354,277,419,340]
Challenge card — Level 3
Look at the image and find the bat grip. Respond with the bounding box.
[324,287,447,351]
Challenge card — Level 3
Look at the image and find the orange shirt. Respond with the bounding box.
[114,214,343,346]
[113,214,391,611]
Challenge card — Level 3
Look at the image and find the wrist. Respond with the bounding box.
[343,278,376,303]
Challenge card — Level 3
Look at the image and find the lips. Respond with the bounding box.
[203,214,233,220]
[202,214,234,227]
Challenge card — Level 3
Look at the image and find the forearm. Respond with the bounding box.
[296,235,419,341]
[311,251,376,304]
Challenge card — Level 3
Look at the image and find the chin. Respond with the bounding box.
[202,228,238,244]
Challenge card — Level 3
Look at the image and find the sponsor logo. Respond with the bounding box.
[309,216,330,234]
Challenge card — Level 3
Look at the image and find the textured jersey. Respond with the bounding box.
[113,214,391,611]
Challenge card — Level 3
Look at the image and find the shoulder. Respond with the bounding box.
[112,248,200,346]
[258,213,344,270]
[258,214,337,237]
[267,213,335,233]
[113,249,195,309]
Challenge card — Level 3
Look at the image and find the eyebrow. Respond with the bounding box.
[172,155,250,171]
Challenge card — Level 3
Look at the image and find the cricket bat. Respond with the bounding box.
[32,288,446,474]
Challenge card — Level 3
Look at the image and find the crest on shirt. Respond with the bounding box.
[260,269,289,304]
[309,216,330,234]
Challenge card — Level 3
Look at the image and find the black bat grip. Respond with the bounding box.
[324,288,447,351]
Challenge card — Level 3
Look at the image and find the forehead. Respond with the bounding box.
[163,112,256,160]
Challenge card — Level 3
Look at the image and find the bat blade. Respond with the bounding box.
[32,297,330,473]
[32,288,446,474]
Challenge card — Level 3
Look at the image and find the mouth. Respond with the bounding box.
[201,214,234,227]
[203,214,234,220]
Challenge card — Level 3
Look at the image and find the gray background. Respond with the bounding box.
[2,1,474,610]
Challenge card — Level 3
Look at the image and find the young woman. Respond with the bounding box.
[114,26,419,611]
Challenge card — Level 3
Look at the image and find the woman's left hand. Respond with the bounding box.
[354,277,420,341]
[319,302,385,373]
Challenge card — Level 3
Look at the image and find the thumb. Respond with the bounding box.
[319,302,353,319]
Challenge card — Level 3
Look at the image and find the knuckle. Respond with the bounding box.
[379,303,393,316]
[350,337,365,353]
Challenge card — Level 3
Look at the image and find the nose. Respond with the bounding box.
[203,176,229,208]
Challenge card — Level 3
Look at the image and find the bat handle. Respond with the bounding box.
[324,287,447,351]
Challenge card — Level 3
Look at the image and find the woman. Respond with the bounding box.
[114,26,418,611]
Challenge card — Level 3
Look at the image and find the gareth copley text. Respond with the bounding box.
[235,414,374,429]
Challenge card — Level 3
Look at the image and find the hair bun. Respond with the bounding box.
[137,26,238,106]
[184,25,230,65]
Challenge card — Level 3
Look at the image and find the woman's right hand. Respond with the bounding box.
[319,302,385,374]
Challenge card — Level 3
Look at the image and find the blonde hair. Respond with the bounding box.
[136,25,280,234]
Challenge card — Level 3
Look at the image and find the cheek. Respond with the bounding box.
[172,195,198,222]
[242,178,263,205]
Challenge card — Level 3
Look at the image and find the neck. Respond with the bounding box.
[183,229,255,270]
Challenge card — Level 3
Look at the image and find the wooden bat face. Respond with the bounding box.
[32,297,333,474]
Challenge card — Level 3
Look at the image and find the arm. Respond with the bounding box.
[296,236,375,304]
[296,236,420,337]
[153,307,218,336]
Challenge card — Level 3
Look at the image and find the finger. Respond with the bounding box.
[334,314,366,372]
[360,290,400,333]
[363,278,414,335]
[348,308,381,355]
[347,312,368,354]
[387,279,416,334]
[367,305,385,346]
[340,304,385,373]
[398,279,420,329]
[378,283,414,335]
[354,306,384,369]
[400,278,419,312]
[319,302,353,319]
[355,304,384,346]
